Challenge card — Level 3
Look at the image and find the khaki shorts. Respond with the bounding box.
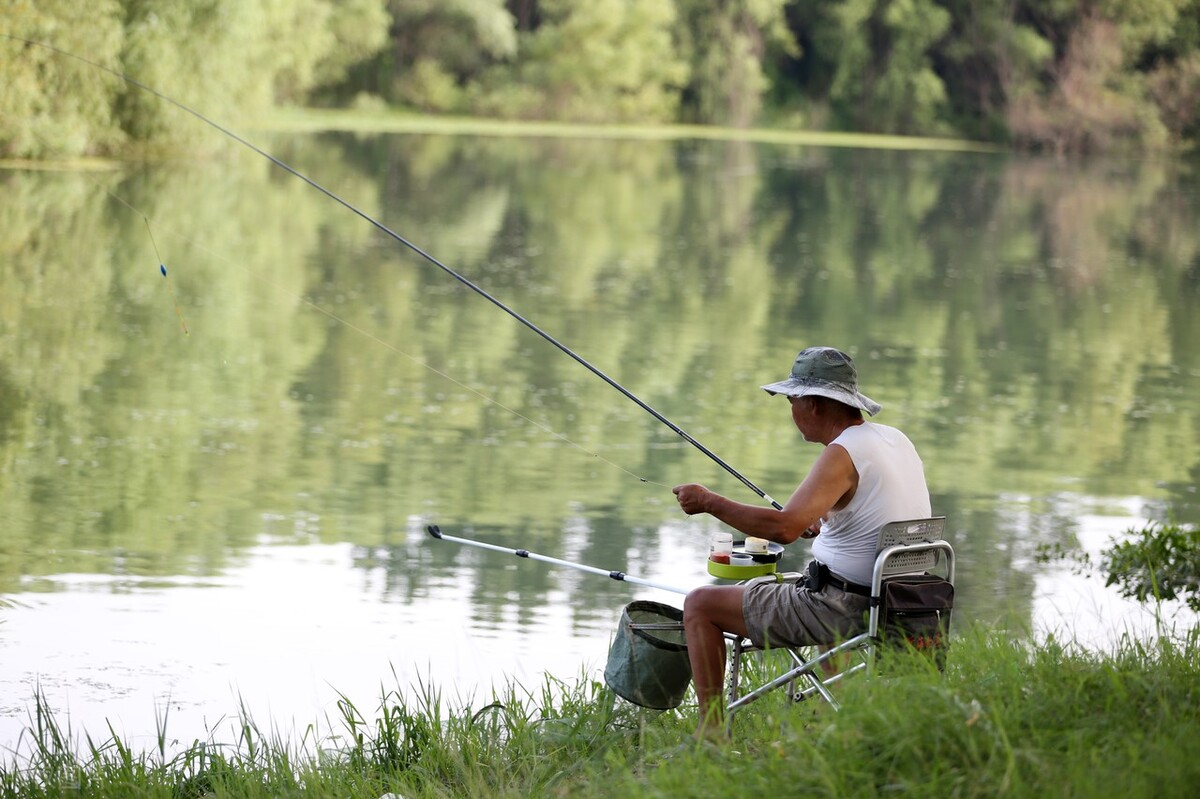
[742,579,871,649]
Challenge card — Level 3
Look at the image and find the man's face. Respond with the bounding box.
[788,395,815,441]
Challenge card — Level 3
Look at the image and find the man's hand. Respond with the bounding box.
[672,483,712,515]
[799,523,821,539]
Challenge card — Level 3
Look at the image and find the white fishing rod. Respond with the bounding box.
[426,526,690,595]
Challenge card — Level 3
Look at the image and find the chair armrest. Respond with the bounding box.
[741,571,805,587]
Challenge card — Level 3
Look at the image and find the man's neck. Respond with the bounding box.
[817,416,865,446]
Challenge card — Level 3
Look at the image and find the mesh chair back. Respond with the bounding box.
[877,517,946,575]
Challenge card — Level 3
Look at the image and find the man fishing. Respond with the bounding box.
[672,346,931,738]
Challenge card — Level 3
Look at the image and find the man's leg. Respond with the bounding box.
[682,584,750,738]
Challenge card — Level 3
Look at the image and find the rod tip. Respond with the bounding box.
[426,525,442,539]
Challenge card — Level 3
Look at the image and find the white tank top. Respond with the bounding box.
[810,422,931,585]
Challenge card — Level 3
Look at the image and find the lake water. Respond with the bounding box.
[2,127,1198,756]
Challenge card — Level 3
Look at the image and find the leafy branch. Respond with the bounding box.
[1101,522,1200,613]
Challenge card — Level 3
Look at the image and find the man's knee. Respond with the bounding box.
[684,585,746,634]
[683,585,720,621]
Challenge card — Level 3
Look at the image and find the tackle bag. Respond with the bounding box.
[877,573,954,671]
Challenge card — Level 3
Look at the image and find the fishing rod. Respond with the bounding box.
[426,526,690,594]
[9,35,782,510]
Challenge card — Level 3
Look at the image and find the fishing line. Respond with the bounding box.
[144,218,189,335]
[5,34,781,509]
[0,112,651,482]
[43,160,190,336]
[80,174,672,488]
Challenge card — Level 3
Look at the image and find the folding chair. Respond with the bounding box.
[723,517,955,728]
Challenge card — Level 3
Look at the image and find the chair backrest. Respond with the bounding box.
[876,517,947,577]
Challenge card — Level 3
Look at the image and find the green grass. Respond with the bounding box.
[4,626,1199,798]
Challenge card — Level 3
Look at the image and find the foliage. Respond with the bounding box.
[117,0,275,145]
[990,0,1200,152]
[3,629,1200,797]
[1140,0,1200,143]
[371,0,517,112]
[931,0,1055,140]
[1145,51,1200,142]
[7,0,1200,152]
[115,0,387,144]
[311,0,392,90]
[820,0,953,135]
[673,0,797,127]
[1005,13,1165,153]
[0,0,125,157]
[1036,520,1200,616]
[0,0,390,156]
[1102,521,1200,611]
[473,0,688,123]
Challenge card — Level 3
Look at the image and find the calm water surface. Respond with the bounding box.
[2,129,1198,754]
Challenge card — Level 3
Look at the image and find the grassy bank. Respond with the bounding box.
[3,625,1198,798]
[0,107,1003,170]
[259,108,1005,154]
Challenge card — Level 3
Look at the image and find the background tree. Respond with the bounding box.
[997,0,1192,152]
[1,0,390,156]
[787,0,1200,150]
[815,0,954,135]
[475,0,687,123]
[334,0,516,112]
[311,0,392,92]
[1139,0,1200,144]
[117,0,388,144]
[5,0,1200,155]
[0,0,125,157]
[673,0,797,127]
[931,0,1055,141]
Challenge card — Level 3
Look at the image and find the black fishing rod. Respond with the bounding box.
[8,35,782,510]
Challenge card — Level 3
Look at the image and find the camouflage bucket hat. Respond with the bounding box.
[760,346,882,416]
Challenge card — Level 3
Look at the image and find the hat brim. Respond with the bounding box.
[761,378,882,417]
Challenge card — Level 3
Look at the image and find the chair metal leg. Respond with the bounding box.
[724,632,876,728]
[726,634,747,707]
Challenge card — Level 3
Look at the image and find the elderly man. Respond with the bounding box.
[673,346,931,737]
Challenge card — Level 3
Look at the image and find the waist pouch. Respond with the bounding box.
[806,560,871,596]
